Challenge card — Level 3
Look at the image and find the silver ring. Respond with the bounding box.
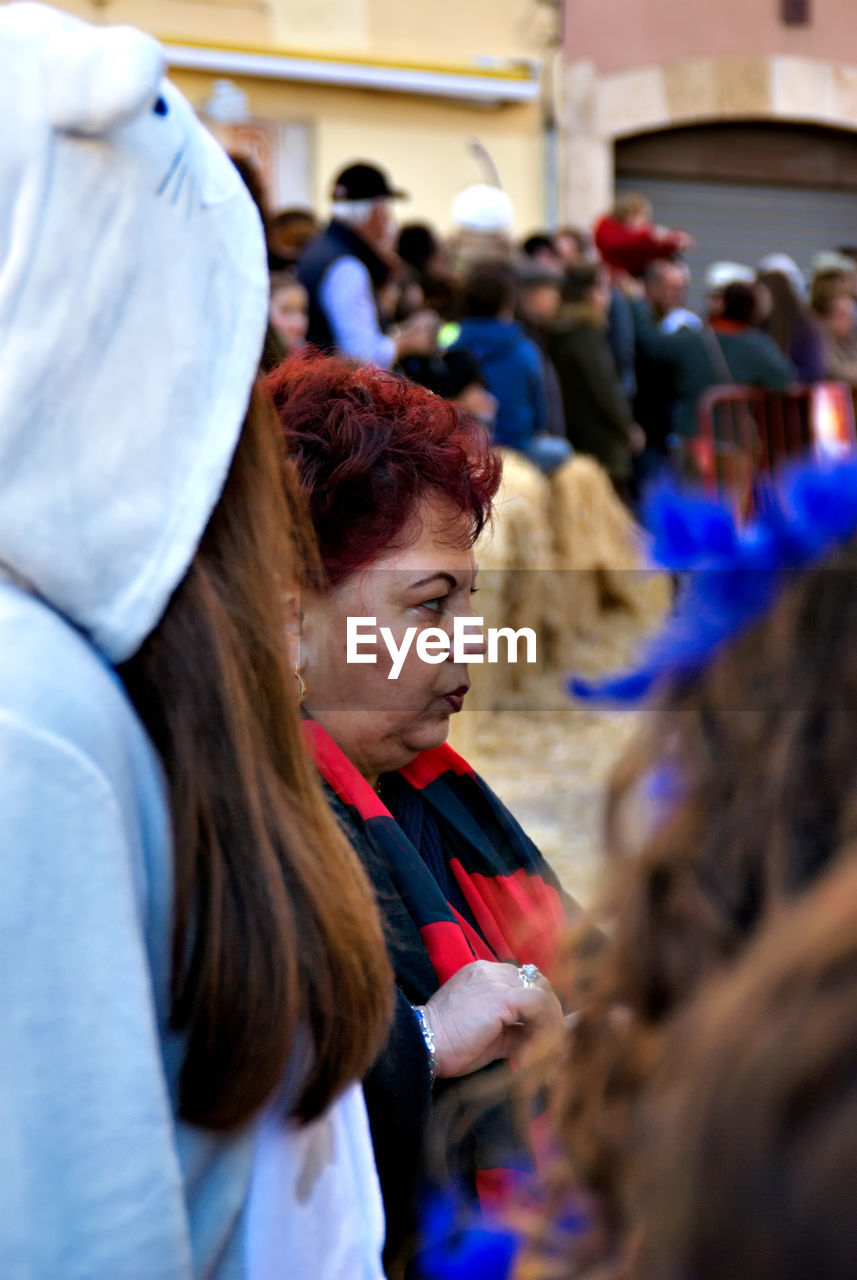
[517,963,541,989]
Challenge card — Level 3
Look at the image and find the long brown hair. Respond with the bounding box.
[628,855,857,1280]
[759,268,806,355]
[520,541,857,1276]
[119,385,392,1130]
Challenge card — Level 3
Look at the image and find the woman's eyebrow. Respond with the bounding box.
[408,572,458,591]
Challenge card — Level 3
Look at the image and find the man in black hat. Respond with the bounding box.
[298,160,436,367]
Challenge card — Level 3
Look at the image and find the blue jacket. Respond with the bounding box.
[451,319,548,450]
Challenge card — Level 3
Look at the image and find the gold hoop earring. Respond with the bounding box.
[293,664,306,704]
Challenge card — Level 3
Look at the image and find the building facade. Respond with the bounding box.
[45,0,556,234]
[562,0,857,290]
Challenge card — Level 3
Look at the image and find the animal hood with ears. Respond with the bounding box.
[0,3,268,662]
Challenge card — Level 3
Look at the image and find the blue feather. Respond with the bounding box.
[417,1194,520,1280]
[572,460,857,706]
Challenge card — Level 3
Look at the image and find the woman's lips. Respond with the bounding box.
[444,685,469,713]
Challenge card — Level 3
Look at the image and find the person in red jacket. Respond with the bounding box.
[594,192,693,279]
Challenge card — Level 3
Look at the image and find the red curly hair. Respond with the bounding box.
[265,351,501,586]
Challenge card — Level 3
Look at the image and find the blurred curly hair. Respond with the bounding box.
[520,537,857,1279]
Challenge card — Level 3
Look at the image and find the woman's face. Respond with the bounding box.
[828,294,856,341]
[300,493,483,780]
[269,283,308,352]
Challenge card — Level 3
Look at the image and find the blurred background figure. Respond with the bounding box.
[631,261,700,492]
[554,226,593,268]
[297,160,437,367]
[516,260,566,440]
[397,221,455,316]
[447,183,516,276]
[594,192,693,280]
[812,250,857,297]
[405,346,499,431]
[267,207,320,270]
[812,274,857,387]
[547,263,642,500]
[450,260,571,474]
[261,270,309,371]
[520,231,564,274]
[703,260,756,319]
[756,253,825,383]
[644,260,700,335]
[633,279,794,441]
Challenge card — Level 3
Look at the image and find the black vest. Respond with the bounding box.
[297,219,390,352]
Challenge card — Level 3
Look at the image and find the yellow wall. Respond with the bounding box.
[57,0,545,66]
[171,69,545,234]
[38,0,549,233]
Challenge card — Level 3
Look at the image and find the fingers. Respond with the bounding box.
[500,983,563,1038]
[422,960,564,1079]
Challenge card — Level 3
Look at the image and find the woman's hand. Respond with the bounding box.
[418,960,563,1079]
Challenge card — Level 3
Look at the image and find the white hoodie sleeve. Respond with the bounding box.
[0,713,193,1279]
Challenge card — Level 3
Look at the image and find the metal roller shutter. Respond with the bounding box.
[614,173,857,309]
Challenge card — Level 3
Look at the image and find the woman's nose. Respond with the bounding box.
[447,607,487,659]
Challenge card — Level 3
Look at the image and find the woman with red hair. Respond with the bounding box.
[267,353,569,1275]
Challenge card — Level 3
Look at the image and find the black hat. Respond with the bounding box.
[331,162,408,202]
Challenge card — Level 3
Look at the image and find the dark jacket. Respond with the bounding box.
[632,303,680,452]
[633,304,795,437]
[547,303,636,480]
[330,777,559,1277]
[450,318,548,451]
[780,313,826,384]
[522,324,567,437]
[298,218,390,351]
[607,287,637,403]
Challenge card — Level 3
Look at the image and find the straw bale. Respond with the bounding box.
[548,456,670,657]
[462,450,670,711]
[470,449,553,706]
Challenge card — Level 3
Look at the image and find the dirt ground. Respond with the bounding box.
[447,606,653,907]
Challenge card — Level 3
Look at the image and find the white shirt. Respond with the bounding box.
[245,1082,385,1280]
[661,306,702,334]
[318,256,396,368]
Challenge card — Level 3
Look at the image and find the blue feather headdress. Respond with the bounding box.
[571,460,857,705]
[417,1194,521,1280]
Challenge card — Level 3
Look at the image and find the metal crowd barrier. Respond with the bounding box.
[684,382,857,516]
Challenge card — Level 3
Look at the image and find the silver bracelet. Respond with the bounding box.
[412,1005,437,1085]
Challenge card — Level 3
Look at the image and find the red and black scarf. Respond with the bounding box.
[304,719,568,1208]
[304,719,566,989]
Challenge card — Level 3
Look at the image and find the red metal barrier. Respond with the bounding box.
[686,382,857,516]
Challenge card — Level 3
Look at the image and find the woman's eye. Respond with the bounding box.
[470,587,479,597]
[421,596,446,614]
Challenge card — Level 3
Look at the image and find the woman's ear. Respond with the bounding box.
[283,588,302,674]
[286,585,324,677]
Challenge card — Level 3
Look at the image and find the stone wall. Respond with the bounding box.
[562,54,857,225]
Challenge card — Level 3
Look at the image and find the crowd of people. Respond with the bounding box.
[7,5,857,1280]
[249,153,857,508]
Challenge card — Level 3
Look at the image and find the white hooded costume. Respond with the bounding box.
[0,5,383,1276]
